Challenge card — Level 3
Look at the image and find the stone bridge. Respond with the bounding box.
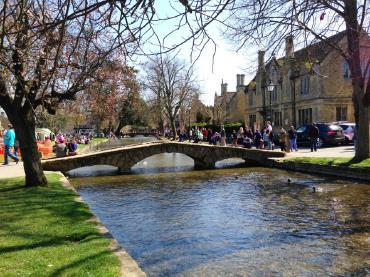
[42,141,285,173]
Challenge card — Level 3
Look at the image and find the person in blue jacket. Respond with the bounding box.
[2,124,19,165]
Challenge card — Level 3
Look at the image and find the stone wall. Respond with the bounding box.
[42,142,285,173]
[267,159,370,182]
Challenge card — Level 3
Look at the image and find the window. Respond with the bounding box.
[300,76,309,95]
[343,61,350,79]
[272,87,277,102]
[248,91,254,106]
[249,114,256,127]
[336,107,347,121]
[298,108,312,125]
[274,111,282,126]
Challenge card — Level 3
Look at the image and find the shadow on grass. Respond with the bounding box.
[0,232,99,254]
[0,174,119,275]
[336,157,368,167]
[0,184,26,193]
[286,157,370,168]
[50,250,112,277]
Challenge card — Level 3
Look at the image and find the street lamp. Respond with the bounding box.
[267,81,275,123]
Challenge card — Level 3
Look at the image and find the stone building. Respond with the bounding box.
[213,74,246,124]
[244,31,370,131]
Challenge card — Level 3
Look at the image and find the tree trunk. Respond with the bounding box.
[115,122,123,136]
[169,116,177,140]
[354,102,370,159]
[14,117,48,187]
[345,0,370,159]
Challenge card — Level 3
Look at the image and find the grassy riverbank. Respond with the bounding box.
[77,137,109,153]
[0,173,120,276]
[284,157,370,168]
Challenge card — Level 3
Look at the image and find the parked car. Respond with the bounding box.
[338,123,355,144]
[296,123,345,147]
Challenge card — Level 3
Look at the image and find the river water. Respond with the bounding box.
[71,151,370,276]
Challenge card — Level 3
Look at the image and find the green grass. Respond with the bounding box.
[77,138,109,152]
[0,173,120,276]
[284,157,370,168]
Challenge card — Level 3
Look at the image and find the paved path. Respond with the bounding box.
[278,145,355,158]
[0,145,355,179]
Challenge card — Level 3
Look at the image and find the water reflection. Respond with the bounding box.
[73,166,370,276]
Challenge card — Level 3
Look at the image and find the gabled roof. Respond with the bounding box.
[291,31,346,63]
[214,91,237,106]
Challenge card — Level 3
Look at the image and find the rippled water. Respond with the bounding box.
[72,156,370,276]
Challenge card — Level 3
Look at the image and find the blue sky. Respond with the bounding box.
[136,1,258,106]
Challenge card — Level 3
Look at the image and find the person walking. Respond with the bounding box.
[2,124,19,165]
[308,122,319,152]
[279,128,287,152]
[268,129,274,150]
[232,130,238,147]
[263,129,269,149]
[288,126,298,151]
[254,129,262,149]
[220,127,226,146]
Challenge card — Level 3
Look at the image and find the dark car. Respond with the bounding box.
[338,123,355,144]
[296,123,345,147]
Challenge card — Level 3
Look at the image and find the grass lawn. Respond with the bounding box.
[77,138,109,152]
[285,157,370,168]
[0,173,120,276]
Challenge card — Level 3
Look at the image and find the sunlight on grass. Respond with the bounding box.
[76,138,109,152]
[0,173,120,276]
[285,157,370,168]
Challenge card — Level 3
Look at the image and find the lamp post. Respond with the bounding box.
[267,81,275,124]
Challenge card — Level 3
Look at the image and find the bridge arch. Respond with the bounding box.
[114,143,215,173]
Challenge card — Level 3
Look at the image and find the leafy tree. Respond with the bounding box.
[116,88,149,134]
[81,60,137,134]
[196,111,205,123]
[36,110,69,133]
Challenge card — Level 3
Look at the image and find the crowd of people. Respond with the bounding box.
[174,121,321,153]
[53,133,93,158]
[0,121,322,165]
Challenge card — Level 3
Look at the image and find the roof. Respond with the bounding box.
[289,31,346,63]
[215,91,237,106]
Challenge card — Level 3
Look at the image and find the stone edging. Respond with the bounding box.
[57,172,146,277]
[265,159,370,182]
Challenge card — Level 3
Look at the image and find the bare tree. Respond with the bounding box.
[0,0,227,186]
[221,0,370,159]
[0,1,138,186]
[144,55,199,139]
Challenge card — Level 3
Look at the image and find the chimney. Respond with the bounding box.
[236,74,241,87]
[285,35,294,58]
[221,81,228,95]
[258,50,265,70]
[240,74,245,86]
